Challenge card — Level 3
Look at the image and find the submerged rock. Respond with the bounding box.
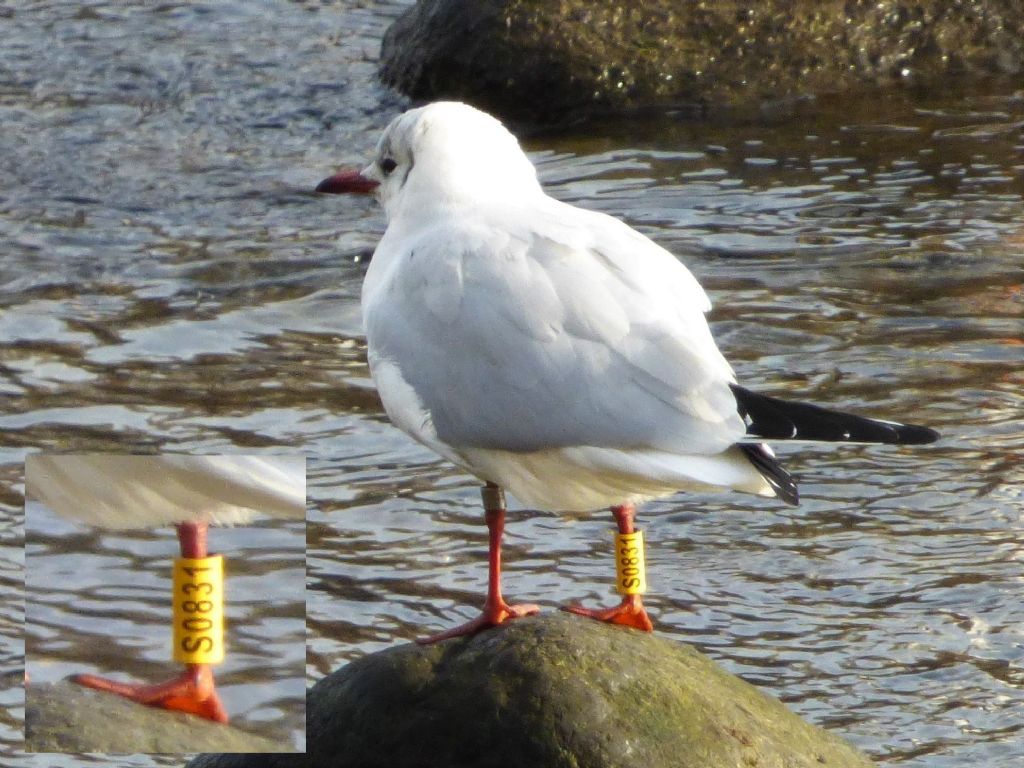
[26,681,292,754]
[380,0,1024,121]
[191,612,874,768]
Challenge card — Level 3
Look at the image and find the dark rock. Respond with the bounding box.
[25,681,292,754]
[191,612,874,768]
[380,0,1024,122]
[187,752,302,768]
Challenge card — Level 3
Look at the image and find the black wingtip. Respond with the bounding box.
[730,384,939,446]
[889,423,940,445]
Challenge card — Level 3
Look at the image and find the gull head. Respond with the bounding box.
[316,101,542,221]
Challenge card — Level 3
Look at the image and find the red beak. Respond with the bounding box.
[315,168,379,195]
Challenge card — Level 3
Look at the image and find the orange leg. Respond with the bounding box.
[563,503,654,632]
[418,484,539,644]
[72,520,228,723]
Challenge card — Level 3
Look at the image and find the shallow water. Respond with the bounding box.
[1,0,402,763]
[3,0,1024,766]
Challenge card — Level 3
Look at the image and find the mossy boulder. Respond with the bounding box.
[380,0,1024,122]
[190,612,874,768]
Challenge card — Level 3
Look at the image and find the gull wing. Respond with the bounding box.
[363,199,746,457]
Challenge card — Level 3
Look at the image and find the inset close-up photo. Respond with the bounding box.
[23,454,306,755]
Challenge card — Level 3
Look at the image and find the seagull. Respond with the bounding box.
[317,101,938,644]
[25,454,305,723]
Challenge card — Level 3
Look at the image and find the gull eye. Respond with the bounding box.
[380,157,397,174]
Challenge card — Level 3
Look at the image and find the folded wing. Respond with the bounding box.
[364,200,747,459]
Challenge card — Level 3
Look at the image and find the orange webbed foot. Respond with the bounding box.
[72,665,228,723]
[562,594,654,632]
[417,599,540,644]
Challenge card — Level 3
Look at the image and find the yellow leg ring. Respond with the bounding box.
[172,555,225,665]
[615,531,647,596]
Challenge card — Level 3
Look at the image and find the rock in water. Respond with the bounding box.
[314,612,873,767]
[192,612,873,768]
[380,0,1024,122]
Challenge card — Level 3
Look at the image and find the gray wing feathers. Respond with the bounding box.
[366,207,745,456]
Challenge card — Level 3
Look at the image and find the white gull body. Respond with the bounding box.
[359,102,775,512]
[25,454,306,528]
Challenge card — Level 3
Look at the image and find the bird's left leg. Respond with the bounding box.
[417,483,540,644]
[563,503,654,632]
[73,521,229,723]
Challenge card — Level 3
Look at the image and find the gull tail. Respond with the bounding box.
[730,384,940,445]
[730,384,939,508]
